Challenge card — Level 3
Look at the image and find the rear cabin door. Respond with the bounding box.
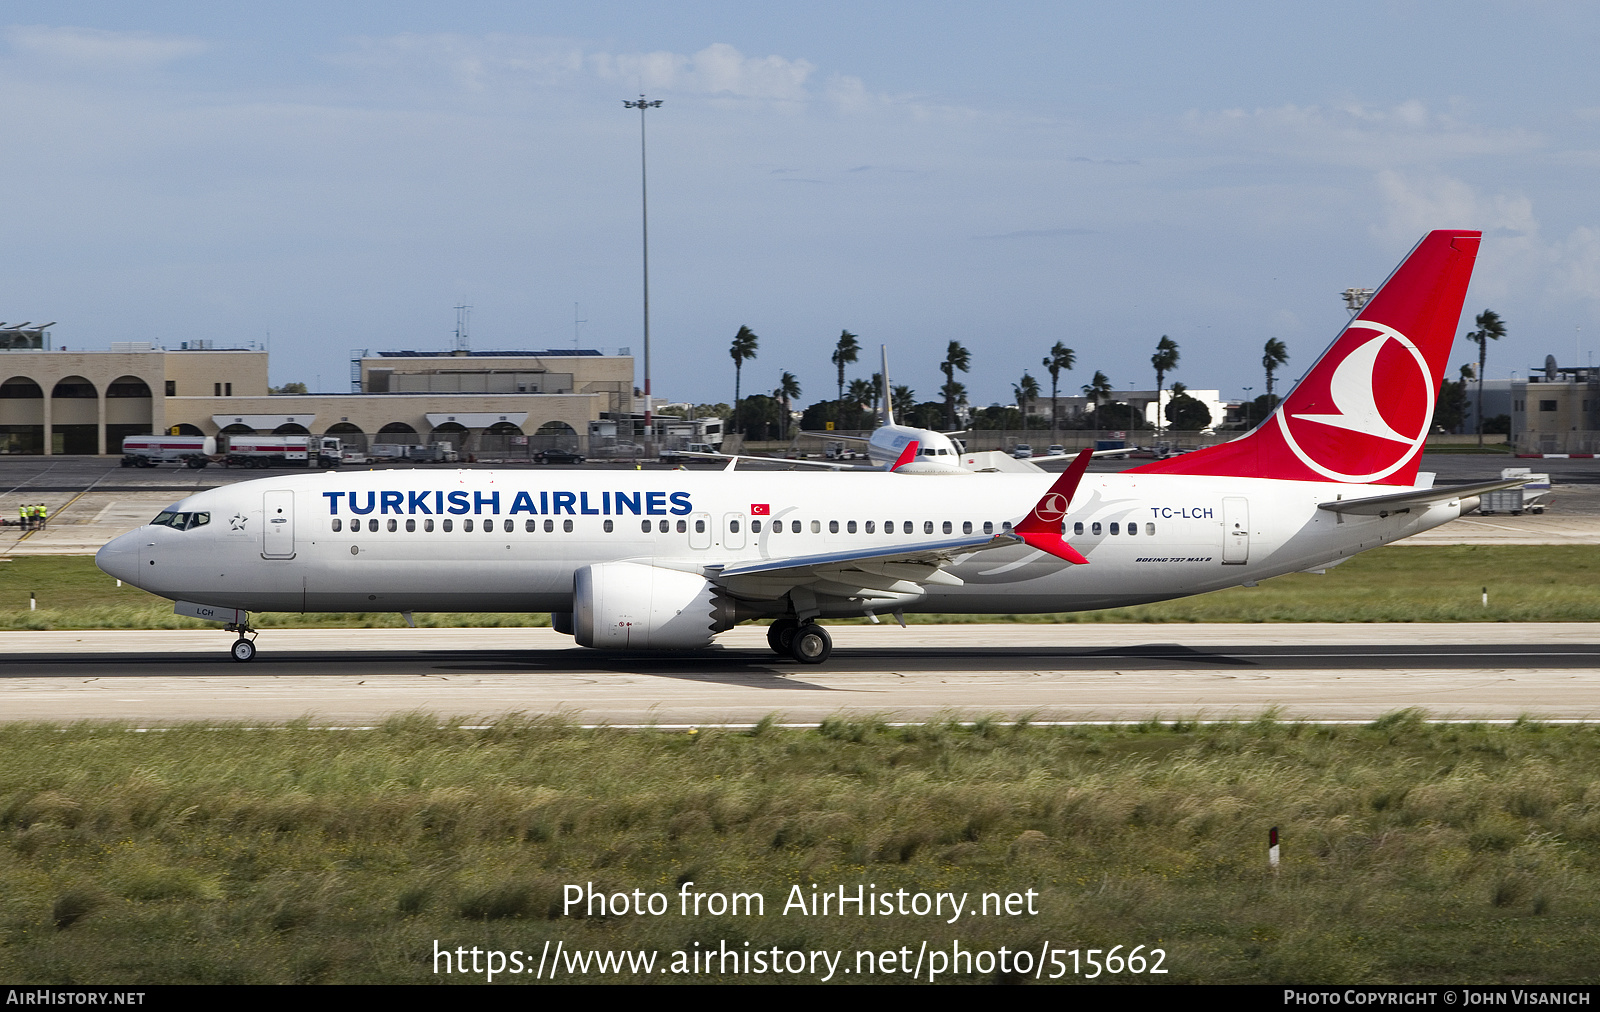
[262,490,296,559]
[1222,496,1249,565]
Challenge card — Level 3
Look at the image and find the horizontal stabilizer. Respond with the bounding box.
[1317,478,1526,516]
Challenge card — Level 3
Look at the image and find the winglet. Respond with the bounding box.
[890,439,920,472]
[1011,448,1092,564]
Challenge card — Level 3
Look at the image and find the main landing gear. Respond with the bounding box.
[224,618,258,662]
[767,618,832,664]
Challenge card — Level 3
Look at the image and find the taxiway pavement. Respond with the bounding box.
[3,623,1597,725]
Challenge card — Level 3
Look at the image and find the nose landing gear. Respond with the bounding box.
[224,617,258,662]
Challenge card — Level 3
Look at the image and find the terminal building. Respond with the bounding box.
[0,331,636,456]
[1510,358,1600,455]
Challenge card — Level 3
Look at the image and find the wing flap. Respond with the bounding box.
[1317,478,1526,516]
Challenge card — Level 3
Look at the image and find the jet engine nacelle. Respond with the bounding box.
[573,562,737,650]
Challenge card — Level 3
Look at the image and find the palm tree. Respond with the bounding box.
[892,385,915,420]
[1042,342,1075,445]
[1151,336,1179,435]
[773,370,801,440]
[1466,310,1506,447]
[1082,370,1112,430]
[830,330,860,430]
[729,325,758,435]
[941,341,971,429]
[1262,337,1289,405]
[1013,372,1040,441]
[847,378,875,428]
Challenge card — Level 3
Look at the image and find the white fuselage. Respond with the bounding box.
[96,466,1464,620]
[864,424,964,473]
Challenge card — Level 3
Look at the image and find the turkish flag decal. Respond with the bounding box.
[750,504,770,515]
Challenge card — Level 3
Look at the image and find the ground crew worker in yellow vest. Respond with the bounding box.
[16,504,24,529]
[28,504,39,530]
[37,503,47,531]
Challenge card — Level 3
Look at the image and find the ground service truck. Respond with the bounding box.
[120,435,216,468]
[223,435,341,469]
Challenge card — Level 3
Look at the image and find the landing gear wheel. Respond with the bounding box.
[766,618,799,655]
[230,638,256,662]
[789,623,832,665]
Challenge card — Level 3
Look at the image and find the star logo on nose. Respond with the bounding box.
[229,513,248,531]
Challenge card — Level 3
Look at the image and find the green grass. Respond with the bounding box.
[2,714,1599,983]
[4,546,1600,629]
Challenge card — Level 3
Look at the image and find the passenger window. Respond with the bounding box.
[464,519,475,532]
[641,519,652,533]
[1127,522,1137,536]
[406,518,416,532]
[425,519,434,532]
[677,519,687,533]
[604,519,614,533]
[924,521,934,534]
[730,520,741,533]
[1091,522,1102,535]
[847,520,857,533]
[942,521,952,534]
[483,519,495,532]
[695,519,705,534]
[865,520,875,534]
[983,521,993,535]
[659,520,669,533]
[902,521,912,534]
[1109,522,1119,535]
[368,518,379,533]
[829,520,839,533]
[387,519,397,532]
[792,521,802,534]
[1002,521,1013,533]
[527,519,537,532]
[962,521,972,534]
[751,520,761,533]
[810,520,820,533]
[332,518,342,533]
[1146,523,1155,535]
[1073,522,1084,536]
[544,519,554,533]
[443,519,453,532]
[563,519,573,533]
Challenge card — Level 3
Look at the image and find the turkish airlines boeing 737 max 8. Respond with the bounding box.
[97,230,1510,664]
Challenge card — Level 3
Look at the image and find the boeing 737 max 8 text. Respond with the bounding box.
[97,231,1510,664]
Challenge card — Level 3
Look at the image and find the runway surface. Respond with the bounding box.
[4,623,1598,725]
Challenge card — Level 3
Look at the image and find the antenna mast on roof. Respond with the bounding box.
[574,302,586,350]
[454,304,472,354]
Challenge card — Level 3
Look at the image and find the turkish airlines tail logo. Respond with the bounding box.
[1128,230,1481,486]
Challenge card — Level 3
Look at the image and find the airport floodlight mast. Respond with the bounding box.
[625,94,664,447]
[454,304,471,353]
[1343,288,1374,317]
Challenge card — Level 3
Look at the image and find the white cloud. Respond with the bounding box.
[4,25,205,69]
[1185,100,1538,168]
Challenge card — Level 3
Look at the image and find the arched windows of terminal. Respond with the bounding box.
[428,422,469,454]
[325,421,365,453]
[479,420,525,456]
[171,423,205,436]
[218,423,255,453]
[50,376,98,454]
[377,421,420,447]
[0,377,44,454]
[273,422,310,435]
[106,375,154,454]
[532,420,579,455]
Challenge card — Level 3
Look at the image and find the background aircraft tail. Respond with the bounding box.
[1129,229,1481,486]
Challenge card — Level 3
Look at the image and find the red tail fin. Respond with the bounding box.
[1131,230,1481,485]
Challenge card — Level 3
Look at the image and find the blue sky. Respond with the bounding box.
[2,2,1597,407]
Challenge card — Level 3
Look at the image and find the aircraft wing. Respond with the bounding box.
[799,430,873,443]
[1316,478,1528,516]
[709,449,1093,605]
[677,450,870,471]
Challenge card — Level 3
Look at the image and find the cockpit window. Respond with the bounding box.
[150,511,210,531]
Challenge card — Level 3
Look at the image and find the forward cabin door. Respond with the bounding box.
[262,490,296,559]
[1222,496,1249,565]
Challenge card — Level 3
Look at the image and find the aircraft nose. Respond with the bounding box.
[95,531,142,586]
